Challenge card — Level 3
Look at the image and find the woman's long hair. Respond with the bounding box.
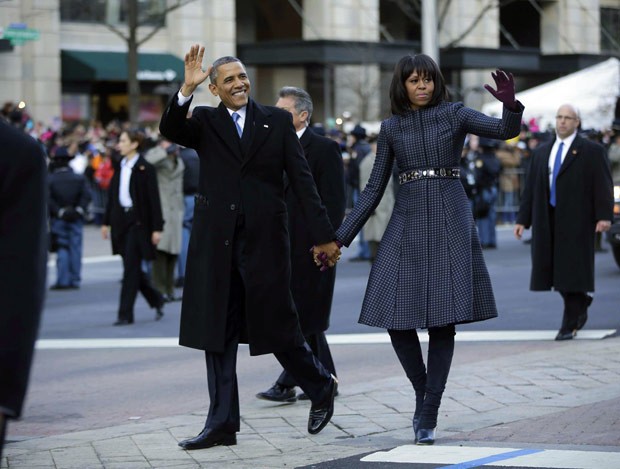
[389,54,450,115]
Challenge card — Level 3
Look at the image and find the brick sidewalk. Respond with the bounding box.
[3,338,619,468]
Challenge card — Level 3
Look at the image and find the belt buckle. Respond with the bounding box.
[440,168,446,176]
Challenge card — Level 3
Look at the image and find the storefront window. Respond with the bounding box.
[60,0,166,26]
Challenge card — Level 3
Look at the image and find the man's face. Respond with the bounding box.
[208,62,251,111]
[275,96,307,132]
[555,105,580,139]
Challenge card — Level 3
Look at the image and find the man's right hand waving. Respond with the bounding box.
[181,44,212,97]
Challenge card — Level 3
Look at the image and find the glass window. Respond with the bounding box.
[601,8,620,53]
[60,0,166,27]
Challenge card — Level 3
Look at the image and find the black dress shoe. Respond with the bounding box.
[113,319,134,326]
[308,376,338,435]
[555,330,575,341]
[256,383,297,403]
[415,427,436,445]
[178,427,236,450]
[155,306,164,321]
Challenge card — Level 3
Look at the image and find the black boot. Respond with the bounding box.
[417,325,455,445]
[388,329,427,432]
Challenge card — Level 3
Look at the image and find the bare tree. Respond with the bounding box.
[104,0,196,125]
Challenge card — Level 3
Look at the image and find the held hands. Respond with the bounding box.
[484,69,517,111]
[310,241,342,271]
[181,44,212,97]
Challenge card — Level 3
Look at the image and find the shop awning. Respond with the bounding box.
[61,50,184,82]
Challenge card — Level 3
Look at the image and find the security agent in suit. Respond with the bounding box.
[48,146,91,290]
[0,119,48,460]
[102,129,165,326]
[515,104,613,340]
[159,45,341,450]
[256,86,346,403]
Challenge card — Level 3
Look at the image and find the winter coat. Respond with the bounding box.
[336,101,523,330]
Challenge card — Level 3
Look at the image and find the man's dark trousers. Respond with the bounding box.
[204,218,332,432]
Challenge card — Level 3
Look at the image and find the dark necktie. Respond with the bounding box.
[232,112,243,138]
[549,141,564,207]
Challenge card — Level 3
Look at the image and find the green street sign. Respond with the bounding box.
[3,27,40,45]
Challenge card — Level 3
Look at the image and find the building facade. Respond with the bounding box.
[0,0,618,127]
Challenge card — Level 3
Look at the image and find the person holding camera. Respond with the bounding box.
[48,146,91,290]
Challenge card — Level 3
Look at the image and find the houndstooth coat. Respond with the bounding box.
[335,101,523,330]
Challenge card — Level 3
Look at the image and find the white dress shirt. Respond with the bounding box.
[548,131,577,187]
[119,155,139,208]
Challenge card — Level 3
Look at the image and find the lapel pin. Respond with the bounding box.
[139,165,145,170]
[572,150,577,155]
[264,124,269,128]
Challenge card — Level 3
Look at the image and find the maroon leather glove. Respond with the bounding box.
[483,69,517,111]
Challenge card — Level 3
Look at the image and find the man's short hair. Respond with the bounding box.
[279,86,313,122]
[209,56,243,84]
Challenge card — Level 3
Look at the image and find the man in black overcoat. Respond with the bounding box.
[515,104,613,340]
[0,119,48,460]
[159,45,341,450]
[256,87,346,403]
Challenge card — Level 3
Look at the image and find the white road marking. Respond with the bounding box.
[35,330,616,350]
[361,445,620,468]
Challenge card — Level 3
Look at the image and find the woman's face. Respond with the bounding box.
[406,70,434,110]
[117,132,138,157]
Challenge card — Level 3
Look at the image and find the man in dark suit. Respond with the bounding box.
[0,119,48,460]
[256,87,346,403]
[515,104,613,340]
[159,45,341,450]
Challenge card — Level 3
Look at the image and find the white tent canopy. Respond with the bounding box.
[481,58,620,131]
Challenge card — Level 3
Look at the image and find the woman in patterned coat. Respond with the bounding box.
[315,55,523,444]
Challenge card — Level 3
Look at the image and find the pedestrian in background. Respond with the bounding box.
[48,146,91,290]
[0,118,48,460]
[159,46,340,450]
[145,139,185,302]
[347,124,373,261]
[474,136,501,249]
[515,104,613,341]
[314,55,524,445]
[256,86,345,404]
[176,145,200,288]
[358,135,395,262]
[102,129,165,326]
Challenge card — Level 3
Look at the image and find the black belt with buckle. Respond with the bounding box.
[398,167,460,185]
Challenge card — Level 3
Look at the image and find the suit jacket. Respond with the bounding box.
[517,135,613,291]
[103,155,164,260]
[287,127,345,334]
[159,96,335,355]
[0,120,48,418]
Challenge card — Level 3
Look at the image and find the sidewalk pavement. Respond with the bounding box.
[3,336,620,468]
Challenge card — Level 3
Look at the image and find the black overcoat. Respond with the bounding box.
[159,97,335,355]
[288,128,345,334]
[516,135,613,291]
[103,155,164,260]
[0,120,47,418]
